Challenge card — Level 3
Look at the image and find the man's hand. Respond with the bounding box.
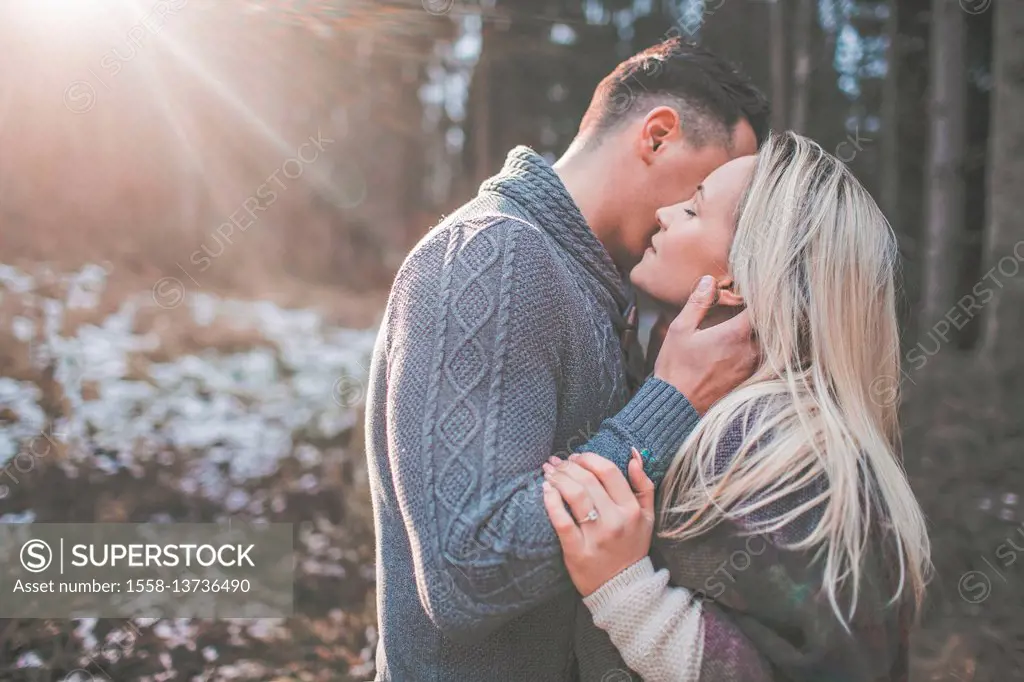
[653,275,758,414]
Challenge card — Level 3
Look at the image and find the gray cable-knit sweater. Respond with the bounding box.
[365,147,700,681]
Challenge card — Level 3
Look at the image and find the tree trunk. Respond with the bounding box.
[768,0,788,130]
[699,0,773,103]
[980,1,1024,385]
[919,0,966,339]
[789,0,814,134]
[890,0,931,345]
[473,21,493,184]
[880,2,900,221]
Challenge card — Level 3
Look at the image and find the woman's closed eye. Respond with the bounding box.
[684,208,697,218]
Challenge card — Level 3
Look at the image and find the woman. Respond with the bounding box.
[541,131,931,682]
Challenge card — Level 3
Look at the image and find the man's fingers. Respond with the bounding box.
[673,275,718,333]
[627,452,656,522]
[542,481,584,553]
[571,453,635,505]
[707,308,760,369]
[709,306,754,342]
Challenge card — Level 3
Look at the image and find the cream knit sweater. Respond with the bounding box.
[583,557,705,682]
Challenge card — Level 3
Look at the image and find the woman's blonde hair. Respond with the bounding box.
[659,131,931,625]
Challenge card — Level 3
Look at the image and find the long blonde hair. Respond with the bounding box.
[660,131,931,625]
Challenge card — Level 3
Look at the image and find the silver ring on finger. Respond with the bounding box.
[579,508,599,524]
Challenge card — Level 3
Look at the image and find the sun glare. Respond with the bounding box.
[11,0,123,34]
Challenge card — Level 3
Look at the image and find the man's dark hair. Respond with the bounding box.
[579,37,770,150]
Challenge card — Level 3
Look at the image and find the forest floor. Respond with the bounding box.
[0,262,385,681]
[900,358,1024,682]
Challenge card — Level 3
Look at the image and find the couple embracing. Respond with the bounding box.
[365,37,930,682]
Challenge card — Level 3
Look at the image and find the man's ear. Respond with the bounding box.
[640,106,681,163]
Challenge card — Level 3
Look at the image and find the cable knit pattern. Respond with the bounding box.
[366,146,701,681]
[479,150,628,319]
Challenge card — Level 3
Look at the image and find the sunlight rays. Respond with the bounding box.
[1,0,370,270]
[136,12,352,211]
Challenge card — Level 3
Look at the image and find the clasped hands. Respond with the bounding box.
[541,449,655,597]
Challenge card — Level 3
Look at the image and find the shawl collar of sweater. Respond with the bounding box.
[480,146,633,329]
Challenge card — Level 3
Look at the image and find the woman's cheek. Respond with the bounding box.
[665,250,700,304]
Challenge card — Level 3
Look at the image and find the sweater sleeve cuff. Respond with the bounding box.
[582,556,658,614]
[615,377,700,481]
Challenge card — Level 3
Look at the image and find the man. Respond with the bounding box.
[366,37,770,681]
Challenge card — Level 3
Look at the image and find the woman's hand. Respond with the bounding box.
[541,449,655,597]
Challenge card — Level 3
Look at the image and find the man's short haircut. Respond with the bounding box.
[579,37,770,151]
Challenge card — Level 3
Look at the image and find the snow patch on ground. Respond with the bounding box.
[1,264,376,505]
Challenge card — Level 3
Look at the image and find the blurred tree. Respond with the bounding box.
[919,0,966,340]
[790,0,814,134]
[980,1,1024,386]
[464,1,565,183]
[701,0,772,108]
[797,1,848,156]
[463,0,638,187]
[841,2,888,201]
[879,1,898,219]
[768,0,789,129]
[471,13,494,184]
[890,0,931,338]
[952,4,993,351]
